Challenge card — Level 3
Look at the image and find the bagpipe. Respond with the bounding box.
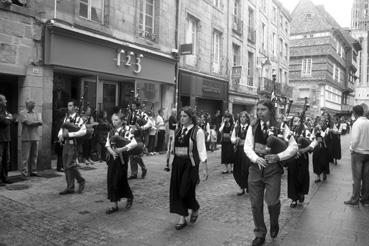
[263,97,294,155]
[293,97,311,149]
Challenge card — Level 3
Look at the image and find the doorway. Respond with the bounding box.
[0,75,19,171]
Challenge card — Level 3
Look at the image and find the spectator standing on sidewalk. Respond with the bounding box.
[145,111,156,155]
[155,109,165,153]
[19,99,42,178]
[168,108,178,153]
[96,111,111,162]
[58,100,86,195]
[0,94,13,186]
[344,105,369,206]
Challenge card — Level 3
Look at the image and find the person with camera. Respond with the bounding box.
[169,106,208,230]
[58,100,86,195]
[244,99,298,246]
[219,113,234,174]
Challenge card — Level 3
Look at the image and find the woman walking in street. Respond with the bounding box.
[287,115,316,208]
[231,111,251,195]
[169,106,208,230]
[96,110,111,162]
[105,113,137,214]
[312,112,331,183]
[219,113,234,174]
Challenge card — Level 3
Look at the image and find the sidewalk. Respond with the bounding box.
[279,134,369,246]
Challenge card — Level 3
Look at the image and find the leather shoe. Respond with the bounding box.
[298,194,305,203]
[270,224,279,238]
[59,189,75,195]
[251,237,265,246]
[175,220,187,230]
[290,201,297,208]
[0,182,5,186]
[141,169,147,179]
[128,175,137,180]
[190,210,199,223]
[2,179,12,184]
[30,172,40,177]
[78,181,85,194]
[57,168,64,172]
[126,198,133,209]
[344,199,359,205]
[237,189,245,196]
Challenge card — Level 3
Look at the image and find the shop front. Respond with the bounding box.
[44,22,176,161]
[178,70,227,116]
[44,21,176,158]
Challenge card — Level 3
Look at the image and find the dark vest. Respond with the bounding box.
[235,124,248,140]
[174,126,201,166]
[252,120,282,145]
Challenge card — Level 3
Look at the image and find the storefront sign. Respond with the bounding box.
[115,49,144,74]
[180,44,193,55]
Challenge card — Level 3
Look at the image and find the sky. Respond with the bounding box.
[280,0,353,28]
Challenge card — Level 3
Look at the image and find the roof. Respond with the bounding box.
[291,0,353,47]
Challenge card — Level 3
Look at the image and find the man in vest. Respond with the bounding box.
[244,99,298,246]
[58,100,86,195]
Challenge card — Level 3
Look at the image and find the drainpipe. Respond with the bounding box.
[226,0,230,113]
[174,0,181,111]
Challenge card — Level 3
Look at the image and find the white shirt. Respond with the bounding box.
[105,126,137,151]
[156,115,165,130]
[350,117,369,154]
[58,112,86,139]
[231,123,248,143]
[182,124,207,163]
[243,121,298,163]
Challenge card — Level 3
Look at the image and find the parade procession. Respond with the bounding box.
[1,0,369,245]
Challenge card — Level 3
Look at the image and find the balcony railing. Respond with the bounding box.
[230,83,258,95]
[258,77,293,98]
[138,29,158,42]
[231,65,242,80]
[232,15,243,35]
[248,26,256,43]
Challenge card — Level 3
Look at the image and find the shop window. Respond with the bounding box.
[138,0,158,42]
[79,0,104,24]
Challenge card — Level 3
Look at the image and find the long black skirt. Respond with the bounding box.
[221,142,234,164]
[332,134,341,160]
[287,155,310,201]
[312,144,330,175]
[169,156,199,217]
[233,145,250,189]
[107,155,133,202]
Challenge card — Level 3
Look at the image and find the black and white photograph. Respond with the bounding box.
[0,0,368,245]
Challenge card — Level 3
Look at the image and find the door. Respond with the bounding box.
[0,75,19,171]
[102,82,118,118]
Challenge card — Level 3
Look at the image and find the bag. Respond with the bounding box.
[128,142,144,156]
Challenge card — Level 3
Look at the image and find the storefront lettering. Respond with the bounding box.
[115,49,144,73]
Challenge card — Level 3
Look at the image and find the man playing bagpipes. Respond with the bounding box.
[244,99,298,246]
[58,100,86,195]
[127,101,149,179]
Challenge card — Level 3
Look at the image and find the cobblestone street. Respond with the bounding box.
[0,134,368,246]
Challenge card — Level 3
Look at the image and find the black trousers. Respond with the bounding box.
[156,130,165,152]
[0,142,9,182]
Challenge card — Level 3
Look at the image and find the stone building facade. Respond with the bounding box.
[0,0,177,171]
[177,0,229,115]
[228,0,292,116]
[289,0,357,118]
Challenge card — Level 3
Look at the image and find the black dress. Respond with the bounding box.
[170,127,200,217]
[287,131,310,200]
[331,125,341,160]
[233,125,250,190]
[221,124,234,164]
[312,129,330,175]
[106,128,133,202]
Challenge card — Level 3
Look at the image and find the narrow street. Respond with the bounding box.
[0,134,368,246]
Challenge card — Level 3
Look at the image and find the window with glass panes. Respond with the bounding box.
[212,30,221,73]
[232,43,241,66]
[185,16,197,66]
[139,0,155,35]
[301,58,312,76]
[79,0,104,23]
